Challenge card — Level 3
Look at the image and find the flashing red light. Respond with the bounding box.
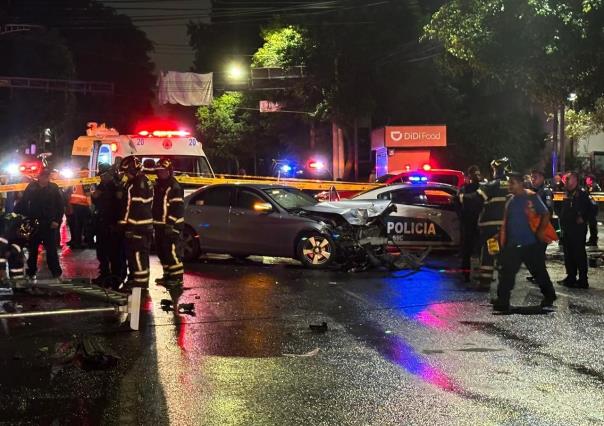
[308,160,325,170]
[31,165,38,171]
[422,163,432,171]
[405,164,411,171]
[138,129,190,137]
[110,143,118,152]
[19,165,26,172]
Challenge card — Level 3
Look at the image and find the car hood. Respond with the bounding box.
[302,199,392,225]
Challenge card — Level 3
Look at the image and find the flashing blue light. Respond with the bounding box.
[409,176,428,183]
[281,164,292,173]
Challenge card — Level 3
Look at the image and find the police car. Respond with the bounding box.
[352,181,461,248]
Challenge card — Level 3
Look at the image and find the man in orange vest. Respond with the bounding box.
[492,172,557,313]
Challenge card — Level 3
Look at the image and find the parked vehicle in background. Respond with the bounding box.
[381,169,465,188]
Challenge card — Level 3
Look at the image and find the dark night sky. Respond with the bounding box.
[105,0,211,72]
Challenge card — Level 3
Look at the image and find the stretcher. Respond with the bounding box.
[0,278,143,330]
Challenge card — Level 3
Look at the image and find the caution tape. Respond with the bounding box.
[553,192,604,202]
[0,175,381,194]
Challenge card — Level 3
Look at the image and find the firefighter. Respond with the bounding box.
[14,167,64,281]
[559,172,592,288]
[117,156,153,289]
[460,158,511,290]
[0,213,34,295]
[525,170,555,282]
[153,158,185,288]
[91,163,126,289]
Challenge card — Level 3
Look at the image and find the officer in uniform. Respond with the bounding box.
[460,158,511,290]
[15,167,64,281]
[152,158,185,288]
[584,174,600,246]
[117,156,153,289]
[459,165,482,282]
[559,171,592,288]
[91,163,126,289]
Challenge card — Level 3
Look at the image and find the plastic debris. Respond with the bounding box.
[283,348,320,358]
[178,303,195,316]
[309,322,328,333]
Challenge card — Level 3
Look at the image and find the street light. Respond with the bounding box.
[568,92,578,102]
[226,63,246,81]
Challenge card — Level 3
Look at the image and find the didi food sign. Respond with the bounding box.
[385,125,446,148]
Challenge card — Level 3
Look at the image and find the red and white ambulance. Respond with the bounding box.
[71,122,215,178]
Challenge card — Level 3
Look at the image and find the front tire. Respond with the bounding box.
[182,226,201,262]
[296,234,336,269]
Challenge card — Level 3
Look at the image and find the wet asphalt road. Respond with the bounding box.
[1,243,604,425]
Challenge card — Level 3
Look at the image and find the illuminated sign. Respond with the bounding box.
[385,126,447,148]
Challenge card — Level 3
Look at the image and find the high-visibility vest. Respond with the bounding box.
[69,184,91,206]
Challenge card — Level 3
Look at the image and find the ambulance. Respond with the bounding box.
[71,122,215,178]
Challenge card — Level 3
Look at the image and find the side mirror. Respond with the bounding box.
[253,202,273,213]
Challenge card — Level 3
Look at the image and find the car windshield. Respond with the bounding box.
[263,187,318,210]
[140,156,213,177]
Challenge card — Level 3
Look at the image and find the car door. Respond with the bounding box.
[228,188,285,256]
[381,187,461,248]
[186,186,234,252]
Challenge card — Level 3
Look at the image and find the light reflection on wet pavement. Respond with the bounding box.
[1,247,604,424]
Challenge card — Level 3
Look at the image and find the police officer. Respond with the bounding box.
[530,170,554,214]
[153,158,185,288]
[559,171,592,288]
[460,158,511,290]
[91,163,126,289]
[118,156,153,289]
[14,167,64,282]
[459,165,482,282]
[584,174,600,246]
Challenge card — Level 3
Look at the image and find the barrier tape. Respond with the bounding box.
[0,175,381,194]
[0,176,602,201]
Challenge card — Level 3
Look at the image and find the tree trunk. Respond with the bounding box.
[309,121,316,150]
[552,107,559,175]
[559,104,566,173]
[353,118,359,181]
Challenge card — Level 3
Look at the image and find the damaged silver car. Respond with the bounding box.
[183,184,412,270]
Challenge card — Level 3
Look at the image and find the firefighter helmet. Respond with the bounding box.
[490,157,512,179]
[119,156,142,175]
[97,162,112,176]
[156,157,173,173]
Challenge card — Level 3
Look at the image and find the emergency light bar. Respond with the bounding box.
[138,130,190,137]
[409,176,428,183]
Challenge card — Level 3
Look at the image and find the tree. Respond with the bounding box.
[5,0,156,148]
[0,28,76,153]
[424,0,604,171]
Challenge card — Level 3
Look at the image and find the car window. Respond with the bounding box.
[430,174,460,187]
[236,189,266,210]
[385,187,457,210]
[191,187,232,207]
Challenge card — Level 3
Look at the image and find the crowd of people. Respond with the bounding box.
[459,158,600,312]
[0,156,185,294]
